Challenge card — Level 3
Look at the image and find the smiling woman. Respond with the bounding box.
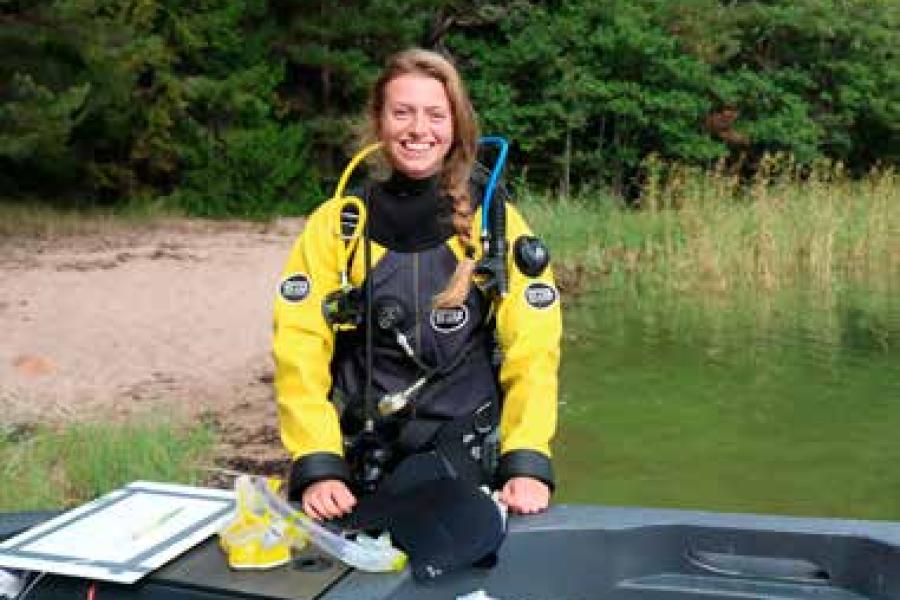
[271,48,562,579]
[378,74,454,179]
[366,49,479,310]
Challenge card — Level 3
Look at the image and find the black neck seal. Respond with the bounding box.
[369,172,453,252]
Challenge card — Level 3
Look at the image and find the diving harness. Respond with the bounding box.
[324,137,549,497]
[323,139,515,426]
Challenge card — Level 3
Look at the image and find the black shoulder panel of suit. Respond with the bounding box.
[468,161,512,212]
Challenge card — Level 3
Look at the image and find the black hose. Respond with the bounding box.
[490,179,508,295]
[363,184,374,430]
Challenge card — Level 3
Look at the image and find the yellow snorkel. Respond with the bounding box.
[332,142,382,288]
[332,142,382,200]
[323,143,382,330]
[218,475,407,573]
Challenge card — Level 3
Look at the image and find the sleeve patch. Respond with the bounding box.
[524,282,558,310]
[279,273,311,303]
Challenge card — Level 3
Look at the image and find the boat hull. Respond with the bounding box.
[3,505,899,600]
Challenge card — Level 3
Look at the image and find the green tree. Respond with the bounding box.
[724,0,899,170]
[269,0,439,179]
[1,0,323,213]
[2,0,896,210]
[653,0,899,169]
[454,1,725,194]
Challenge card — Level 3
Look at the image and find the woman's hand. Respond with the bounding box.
[500,476,551,514]
[301,479,357,520]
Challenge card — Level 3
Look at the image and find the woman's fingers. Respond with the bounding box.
[332,482,358,513]
[501,477,550,515]
[303,487,330,520]
[318,489,343,519]
[501,485,540,514]
[302,480,357,520]
[302,495,324,521]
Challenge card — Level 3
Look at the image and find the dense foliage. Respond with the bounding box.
[1,0,896,214]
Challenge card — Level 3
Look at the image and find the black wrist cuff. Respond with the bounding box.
[496,449,555,492]
[288,452,352,501]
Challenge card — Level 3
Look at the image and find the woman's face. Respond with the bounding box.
[379,73,454,179]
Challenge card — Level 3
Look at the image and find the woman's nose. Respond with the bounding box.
[409,111,427,134]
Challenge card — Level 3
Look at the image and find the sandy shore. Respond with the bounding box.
[1,219,305,470]
[1,216,582,476]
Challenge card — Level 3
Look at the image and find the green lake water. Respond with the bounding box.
[555,279,900,520]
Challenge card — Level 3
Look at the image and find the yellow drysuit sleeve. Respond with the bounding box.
[493,204,562,489]
[272,198,352,498]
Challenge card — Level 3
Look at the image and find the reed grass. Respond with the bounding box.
[0,420,215,511]
[549,161,899,517]
[520,157,898,299]
[0,198,181,240]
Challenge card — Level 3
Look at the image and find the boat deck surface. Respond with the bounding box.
[2,506,899,600]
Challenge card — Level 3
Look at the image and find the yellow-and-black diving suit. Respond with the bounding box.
[273,166,561,501]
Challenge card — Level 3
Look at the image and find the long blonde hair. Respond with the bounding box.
[368,48,479,308]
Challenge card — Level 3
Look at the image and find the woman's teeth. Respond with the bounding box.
[402,141,432,151]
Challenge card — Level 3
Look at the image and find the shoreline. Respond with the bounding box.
[2,179,897,507]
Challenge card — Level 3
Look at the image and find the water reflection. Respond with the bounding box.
[839,304,892,355]
[556,281,900,520]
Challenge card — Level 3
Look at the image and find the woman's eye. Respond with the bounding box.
[393,109,410,119]
[429,112,447,122]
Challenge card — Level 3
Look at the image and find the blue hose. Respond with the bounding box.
[478,136,509,238]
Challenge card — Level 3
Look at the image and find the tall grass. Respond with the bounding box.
[0,198,182,240]
[0,420,216,511]
[521,157,898,298]
[545,159,898,518]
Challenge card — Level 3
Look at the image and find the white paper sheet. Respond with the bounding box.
[0,481,234,584]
